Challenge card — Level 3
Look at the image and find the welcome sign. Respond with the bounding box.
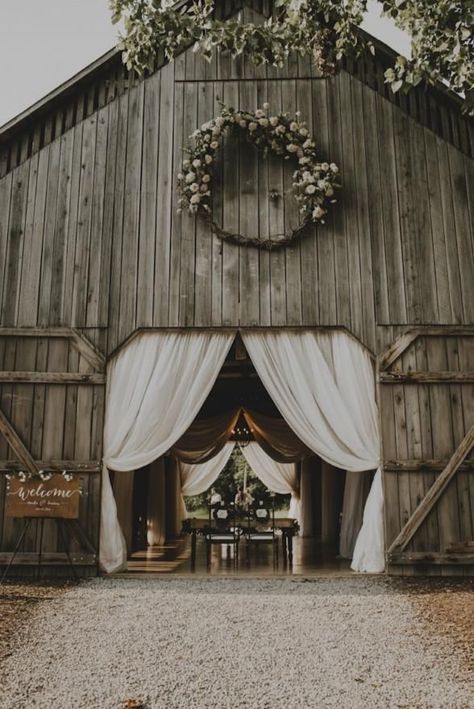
[5,474,81,519]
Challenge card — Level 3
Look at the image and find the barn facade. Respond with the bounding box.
[0,2,473,577]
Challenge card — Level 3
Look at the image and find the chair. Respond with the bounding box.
[205,503,240,569]
[245,500,278,568]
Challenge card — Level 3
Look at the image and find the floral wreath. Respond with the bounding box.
[177,104,339,251]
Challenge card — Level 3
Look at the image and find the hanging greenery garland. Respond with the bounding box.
[111,0,366,77]
[112,1,474,114]
[177,104,339,250]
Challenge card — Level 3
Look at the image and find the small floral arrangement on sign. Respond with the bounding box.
[177,103,339,250]
[5,469,76,483]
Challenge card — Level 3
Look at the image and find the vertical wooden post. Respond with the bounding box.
[112,470,134,553]
[165,456,181,540]
[147,458,166,546]
[320,461,344,549]
[300,456,321,537]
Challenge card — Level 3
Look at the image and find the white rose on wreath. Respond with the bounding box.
[177,103,340,251]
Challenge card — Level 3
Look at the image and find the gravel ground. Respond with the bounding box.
[0,577,473,709]
[396,578,474,674]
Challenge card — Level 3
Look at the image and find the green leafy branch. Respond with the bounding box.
[110,0,473,112]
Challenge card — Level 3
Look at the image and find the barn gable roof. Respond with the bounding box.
[0,1,472,179]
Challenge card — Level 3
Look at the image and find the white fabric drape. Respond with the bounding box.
[179,442,235,520]
[100,466,128,574]
[240,442,301,526]
[241,330,384,573]
[100,331,234,573]
[339,470,372,559]
[351,469,384,572]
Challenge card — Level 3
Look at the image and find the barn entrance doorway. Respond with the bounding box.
[100,329,384,576]
[122,340,367,575]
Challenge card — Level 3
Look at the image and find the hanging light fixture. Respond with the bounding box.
[232,421,252,448]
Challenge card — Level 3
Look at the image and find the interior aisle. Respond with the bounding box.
[117,538,352,577]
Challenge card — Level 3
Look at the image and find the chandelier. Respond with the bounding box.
[232,421,253,449]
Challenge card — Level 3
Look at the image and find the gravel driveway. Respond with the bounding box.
[0,577,472,709]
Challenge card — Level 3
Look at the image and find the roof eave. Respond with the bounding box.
[0,46,121,142]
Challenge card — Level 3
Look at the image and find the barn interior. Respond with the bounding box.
[110,335,371,575]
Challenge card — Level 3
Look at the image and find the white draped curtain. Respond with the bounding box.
[178,442,236,521]
[240,442,301,526]
[100,328,384,575]
[100,331,234,573]
[241,330,384,573]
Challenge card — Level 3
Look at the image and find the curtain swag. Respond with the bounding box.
[100,329,385,575]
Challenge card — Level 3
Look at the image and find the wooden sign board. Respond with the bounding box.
[5,474,81,519]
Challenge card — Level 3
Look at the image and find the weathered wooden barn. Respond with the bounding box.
[0,1,472,577]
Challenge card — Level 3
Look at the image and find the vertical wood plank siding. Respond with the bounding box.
[380,334,474,561]
[0,47,471,355]
[0,337,103,564]
[0,38,472,575]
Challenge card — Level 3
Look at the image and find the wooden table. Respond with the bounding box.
[184,517,298,570]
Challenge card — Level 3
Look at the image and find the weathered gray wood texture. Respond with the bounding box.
[0,7,472,574]
[0,334,103,572]
[1,1,471,178]
[380,332,474,575]
[0,38,472,358]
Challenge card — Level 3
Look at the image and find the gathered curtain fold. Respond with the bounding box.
[241,330,384,573]
[240,442,301,525]
[99,331,234,573]
[242,409,310,463]
[172,409,240,463]
[179,441,236,497]
[100,328,385,575]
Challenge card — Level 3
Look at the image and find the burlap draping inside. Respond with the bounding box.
[100,329,384,575]
[172,409,240,463]
[242,409,310,463]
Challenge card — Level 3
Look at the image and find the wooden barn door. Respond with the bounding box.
[379,327,474,574]
[0,328,105,576]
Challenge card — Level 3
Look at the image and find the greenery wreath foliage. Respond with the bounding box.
[111,0,363,77]
[111,0,473,112]
[177,103,339,250]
